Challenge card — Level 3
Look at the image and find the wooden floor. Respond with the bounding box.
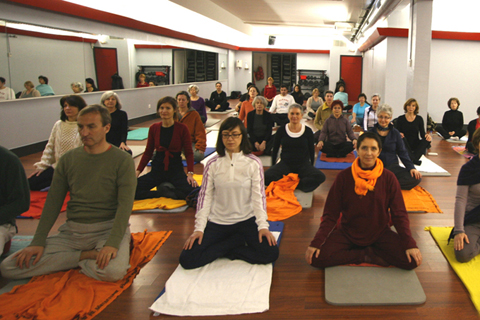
[2,107,478,319]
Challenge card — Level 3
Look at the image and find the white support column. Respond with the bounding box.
[406,0,433,130]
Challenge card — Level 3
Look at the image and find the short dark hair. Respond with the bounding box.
[358,93,367,100]
[280,84,288,90]
[215,82,222,86]
[476,106,480,115]
[78,104,112,126]
[157,96,178,121]
[331,99,344,109]
[85,78,97,89]
[216,117,251,157]
[448,97,460,109]
[60,95,88,121]
[246,82,254,89]
[403,98,419,115]
[0,77,5,84]
[38,75,48,84]
[176,91,191,109]
[325,90,334,97]
[357,131,382,150]
[472,127,480,153]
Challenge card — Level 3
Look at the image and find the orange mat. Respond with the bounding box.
[319,151,355,163]
[266,173,302,221]
[0,230,171,320]
[401,186,442,213]
[21,191,70,219]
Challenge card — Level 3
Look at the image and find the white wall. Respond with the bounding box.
[384,37,408,118]
[297,53,330,71]
[362,39,387,102]
[428,39,480,123]
[232,51,253,93]
[0,80,226,150]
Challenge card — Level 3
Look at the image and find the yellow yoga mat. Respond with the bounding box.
[427,226,480,313]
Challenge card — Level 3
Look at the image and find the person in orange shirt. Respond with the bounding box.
[238,85,259,128]
[177,91,206,162]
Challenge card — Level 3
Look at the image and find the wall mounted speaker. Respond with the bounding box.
[268,35,276,45]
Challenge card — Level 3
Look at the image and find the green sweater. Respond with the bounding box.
[31,146,137,249]
[0,146,30,226]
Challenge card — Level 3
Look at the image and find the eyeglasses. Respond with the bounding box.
[222,133,242,139]
[378,116,391,120]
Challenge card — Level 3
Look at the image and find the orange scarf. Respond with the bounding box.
[351,158,383,196]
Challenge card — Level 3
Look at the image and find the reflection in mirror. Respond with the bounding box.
[173,49,218,84]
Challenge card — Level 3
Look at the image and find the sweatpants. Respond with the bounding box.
[321,141,354,158]
[436,127,466,140]
[179,217,279,270]
[403,138,430,164]
[206,100,230,112]
[0,220,131,282]
[28,166,54,191]
[135,167,195,200]
[264,160,326,192]
[311,227,418,270]
[272,113,289,127]
[386,163,421,190]
[455,222,480,263]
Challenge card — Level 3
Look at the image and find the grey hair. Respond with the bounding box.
[377,104,393,118]
[288,103,304,113]
[71,82,84,91]
[188,84,199,94]
[253,96,268,108]
[372,93,381,100]
[100,91,123,110]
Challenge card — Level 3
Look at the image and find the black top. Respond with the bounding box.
[239,92,250,102]
[209,91,228,106]
[106,109,129,147]
[442,109,464,135]
[0,146,30,226]
[394,115,426,150]
[291,91,305,105]
[271,125,315,166]
[247,110,273,144]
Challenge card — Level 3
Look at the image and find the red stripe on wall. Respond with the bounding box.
[432,30,480,41]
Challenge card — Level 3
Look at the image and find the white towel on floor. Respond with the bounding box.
[150,231,280,316]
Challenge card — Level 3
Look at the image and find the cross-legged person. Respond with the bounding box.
[1,105,137,282]
[205,82,230,112]
[265,104,326,192]
[180,118,279,269]
[270,84,295,127]
[306,132,422,270]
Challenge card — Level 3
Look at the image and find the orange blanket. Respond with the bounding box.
[266,173,302,221]
[401,186,442,213]
[21,191,70,219]
[320,151,356,163]
[0,230,171,320]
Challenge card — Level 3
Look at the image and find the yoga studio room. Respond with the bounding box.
[1,0,480,319]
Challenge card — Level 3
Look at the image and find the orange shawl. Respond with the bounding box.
[351,158,383,196]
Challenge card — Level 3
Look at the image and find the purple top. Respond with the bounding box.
[191,97,207,122]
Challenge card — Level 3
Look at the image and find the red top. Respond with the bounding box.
[310,167,417,250]
[136,82,150,88]
[263,85,277,100]
[137,122,194,173]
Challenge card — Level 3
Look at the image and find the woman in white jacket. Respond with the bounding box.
[180,117,279,269]
[28,95,87,190]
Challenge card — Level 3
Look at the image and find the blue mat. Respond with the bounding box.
[154,221,284,301]
[314,151,357,170]
[127,128,149,141]
[182,147,216,166]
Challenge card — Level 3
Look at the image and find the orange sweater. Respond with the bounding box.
[179,109,207,152]
[239,99,254,128]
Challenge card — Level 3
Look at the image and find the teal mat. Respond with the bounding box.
[127,128,149,140]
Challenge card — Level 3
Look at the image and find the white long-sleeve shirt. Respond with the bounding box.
[270,94,295,114]
[194,152,269,232]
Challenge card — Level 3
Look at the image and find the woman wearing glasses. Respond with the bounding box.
[180,117,279,269]
[135,96,197,200]
[264,104,326,192]
[369,104,421,190]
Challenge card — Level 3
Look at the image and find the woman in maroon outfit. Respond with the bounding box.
[305,132,422,270]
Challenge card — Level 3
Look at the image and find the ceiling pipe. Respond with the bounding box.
[351,0,405,43]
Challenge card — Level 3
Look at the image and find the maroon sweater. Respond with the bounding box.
[137,122,194,173]
[310,167,417,250]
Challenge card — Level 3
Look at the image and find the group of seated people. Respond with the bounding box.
[1,81,479,300]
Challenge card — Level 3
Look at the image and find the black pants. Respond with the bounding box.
[179,217,279,269]
[264,160,325,192]
[322,141,354,158]
[436,127,466,139]
[135,167,194,200]
[402,138,430,164]
[206,100,230,112]
[386,163,421,190]
[28,166,54,190]
[272,113,289,127]
[249,137,274,155]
